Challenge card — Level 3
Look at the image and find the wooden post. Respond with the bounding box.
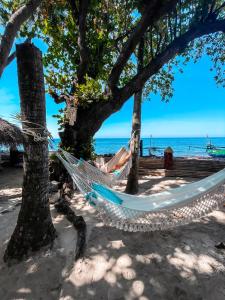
[140,140,143,157]
[164,146,174,170]
[4,43,56,262]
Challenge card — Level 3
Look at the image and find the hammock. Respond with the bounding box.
[94,136,135,180]
[57,151,225,232]
[14,117,225,232]
[61,148,132,187]
[95,147,131,173]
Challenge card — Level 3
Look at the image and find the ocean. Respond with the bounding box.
[52,137,225,157]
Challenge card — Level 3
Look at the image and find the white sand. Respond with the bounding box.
[0,167,225,300]
[0,168,77,300]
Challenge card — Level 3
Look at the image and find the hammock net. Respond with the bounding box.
[96,147,131,174]
[61,148,132,187]
[57,150,225,232]
[15,116,225,232]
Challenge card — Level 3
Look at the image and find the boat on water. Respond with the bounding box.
[206,143,225,158]
[207,148,225,158]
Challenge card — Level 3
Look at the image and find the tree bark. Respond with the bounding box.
[59,109,95,159]
[125,38,144,194]
[4,43,56,262]
[0,0,42,78]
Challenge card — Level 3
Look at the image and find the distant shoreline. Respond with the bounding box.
[53,137,225,139]
[1,137,225,157]
[96,136,225,139]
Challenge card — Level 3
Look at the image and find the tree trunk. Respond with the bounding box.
[125,38,144,194]
[59,120,94,160]
[0,0,42,78]
[59,100,120,159]
[4,43,56,262]
[125,91,142,194]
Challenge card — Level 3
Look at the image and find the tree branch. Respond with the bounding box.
[5,38,32,68]
[77,0,90,84]
[0,0,42,78]
[76,18,225,140]
[52,92,70,104]
[108,0,179,90]
[214,1,225,15]
[209,0,217,14]
[6,51,16,66]
[113,29,133,51]
[67,0,79,24]
[118,18,225,102]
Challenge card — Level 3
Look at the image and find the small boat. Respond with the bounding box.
[206,143,225,158]
[207,148,225,158]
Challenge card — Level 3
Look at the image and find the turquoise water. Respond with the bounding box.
[52,137,225,157]
[2,137,225,157]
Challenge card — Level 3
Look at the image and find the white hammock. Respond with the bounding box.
[61,149,132,187]
[57,151,225,232]
[96,147,131,173]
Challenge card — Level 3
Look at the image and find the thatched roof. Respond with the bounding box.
[0,118,23,147]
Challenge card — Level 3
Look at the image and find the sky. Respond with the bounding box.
[0,39,225,138]
[98,55,225,138]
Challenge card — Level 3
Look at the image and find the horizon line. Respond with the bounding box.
[52,136,225,139]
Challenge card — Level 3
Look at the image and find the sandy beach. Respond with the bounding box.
[1,1,225,299]
[0,167,225,300]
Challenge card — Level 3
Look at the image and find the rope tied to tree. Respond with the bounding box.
[12,114,53,142]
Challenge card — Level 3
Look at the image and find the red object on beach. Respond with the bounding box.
[164,147,174,170]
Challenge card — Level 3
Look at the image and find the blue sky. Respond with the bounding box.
[0,39,224,138]
[99,55,225,138]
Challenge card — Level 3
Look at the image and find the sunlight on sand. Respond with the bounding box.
[1,168,225,300]
[168,247,225,276]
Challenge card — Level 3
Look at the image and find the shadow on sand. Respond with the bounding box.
[61,209,225,300]
[1,168,225,300]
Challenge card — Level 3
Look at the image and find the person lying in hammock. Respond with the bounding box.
[95,147,131,174]
[110,151,131,174]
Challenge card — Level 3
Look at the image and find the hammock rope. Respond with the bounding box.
[13,115,132,186]
[60,148,131,187]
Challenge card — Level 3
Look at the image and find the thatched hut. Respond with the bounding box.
[0,118,23,167]
[0,118,23,147]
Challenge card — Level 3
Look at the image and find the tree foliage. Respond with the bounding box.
[1,0,225,157]
[1,1,225,99]
[28,2,225,99]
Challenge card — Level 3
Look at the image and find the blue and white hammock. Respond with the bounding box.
[57,150,225,232]
[15,117,225,232]
[61,148,132,187]
[95,146,131,174]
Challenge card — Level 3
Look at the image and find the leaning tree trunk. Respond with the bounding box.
[4,43,56,262]
[125,38,144,194]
